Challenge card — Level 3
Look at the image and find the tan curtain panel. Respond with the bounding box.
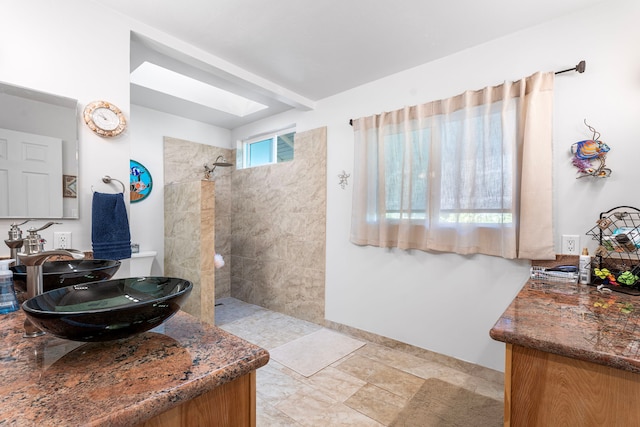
[350,71,555,260]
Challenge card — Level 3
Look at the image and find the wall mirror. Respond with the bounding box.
[0,81,79,219]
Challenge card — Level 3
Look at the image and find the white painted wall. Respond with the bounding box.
[0,1,229,277]
[0,0,132,255]
[2,0,639,372]
[231,0,640,370]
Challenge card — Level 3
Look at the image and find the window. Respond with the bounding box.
[239,128,295,168]
[382,128,430,221]
[350,72,555,260]
[380,106,514,225]
[436,106,515,226]
[246,138,273,167]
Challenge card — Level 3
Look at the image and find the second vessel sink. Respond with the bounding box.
[11,259,121,297]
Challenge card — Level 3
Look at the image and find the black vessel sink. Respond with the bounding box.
[11,259,121,295]
[22,277,192,342]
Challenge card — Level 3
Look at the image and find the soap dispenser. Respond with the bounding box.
[0,259,19,314]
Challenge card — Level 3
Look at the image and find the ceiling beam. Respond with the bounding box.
[131,31,316,112]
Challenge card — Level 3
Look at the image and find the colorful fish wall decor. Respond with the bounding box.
[571,120,611,178]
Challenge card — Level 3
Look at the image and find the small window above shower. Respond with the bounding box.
[237,126,296,169]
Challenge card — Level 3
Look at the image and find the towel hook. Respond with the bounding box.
[92,175,125,193]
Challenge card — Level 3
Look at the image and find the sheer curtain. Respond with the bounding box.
[350,71,555,260]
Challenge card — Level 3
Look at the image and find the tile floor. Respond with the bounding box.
[215,297,504,426]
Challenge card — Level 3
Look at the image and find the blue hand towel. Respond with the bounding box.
[92,192,132,260]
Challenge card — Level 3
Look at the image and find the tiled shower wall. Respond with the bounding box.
[163,127,327,325]
[164,137,232,299]
[230,127,327,324]
[164,180,215,323]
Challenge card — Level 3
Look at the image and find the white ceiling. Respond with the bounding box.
[91,0,604,129]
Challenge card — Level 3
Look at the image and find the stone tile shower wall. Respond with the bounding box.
[164,180,216,323]
[164,137,233,298]
[230,127,327,324]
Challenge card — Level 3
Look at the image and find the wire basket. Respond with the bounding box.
[530,266,578,283]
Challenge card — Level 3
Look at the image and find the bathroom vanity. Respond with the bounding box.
[0,309,269,426]
[491,278,640,426]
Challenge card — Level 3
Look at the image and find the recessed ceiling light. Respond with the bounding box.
[130,61,267,117]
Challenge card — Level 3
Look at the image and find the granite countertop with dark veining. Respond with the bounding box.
[0,309,269,426]
[490,277,640,374]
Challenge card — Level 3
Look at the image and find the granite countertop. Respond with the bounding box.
[490,277,640,374]
[0,309,269,426]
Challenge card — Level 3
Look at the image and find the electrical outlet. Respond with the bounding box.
[54,232,72,249]
[562,234,580,255]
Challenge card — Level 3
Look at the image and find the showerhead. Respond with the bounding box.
[203,155,234,179]
[212,155,233,167]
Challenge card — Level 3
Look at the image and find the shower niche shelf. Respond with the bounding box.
[585,206,640,295]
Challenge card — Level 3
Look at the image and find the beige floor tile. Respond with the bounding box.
[355,343,449,379]
[435,366,504,401]
[256,362,316,404]
[276,387,384,427]
[219,309,321,349]
[329,350,359,367]
[270,328,365,377]
[216,298,503,426]
[269,359,310,383]
[335,354,425,399]
[333,354,380,380]
[214,297,267,325]
[257,397,302,426]
[345,383,408,425]
[367,367,424,400]
[303,366,367,402]
[355,343,428,369]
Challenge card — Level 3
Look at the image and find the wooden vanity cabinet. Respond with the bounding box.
[504,344,640,426]
[136,371,256,427]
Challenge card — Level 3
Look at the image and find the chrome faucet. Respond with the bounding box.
[4,219,32,266]
[17,222,84,337]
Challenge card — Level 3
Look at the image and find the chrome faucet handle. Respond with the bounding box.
[5,220,34,267]
[21,222,61,255]
[27,221,61,233]
[7,219,32,240]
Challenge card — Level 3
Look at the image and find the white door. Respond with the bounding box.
[0,128,63,217]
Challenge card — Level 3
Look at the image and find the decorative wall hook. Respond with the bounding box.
[571,119,611,178]
[338,170,350,189]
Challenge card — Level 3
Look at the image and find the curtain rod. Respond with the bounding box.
[348,60,586,126]
[555,60,586,75]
